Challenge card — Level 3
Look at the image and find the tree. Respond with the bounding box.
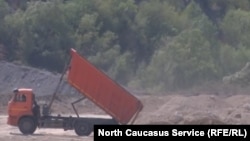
[133,0,185,64]
[221,9,250,47]
[16,1,74,71]
[0,0,10,59]
[2,7,24,61]
[137,29,217,92]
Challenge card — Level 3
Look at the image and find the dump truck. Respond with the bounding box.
[7,48,143,136]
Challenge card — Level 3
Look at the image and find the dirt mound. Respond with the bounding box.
[0,61,77,96]
[135,94,250,125]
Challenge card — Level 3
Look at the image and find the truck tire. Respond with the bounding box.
[18,117,37,135]
[74,121,92,136]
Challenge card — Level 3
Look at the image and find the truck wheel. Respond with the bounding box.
[18,117,37,135]
[74,122,92,136]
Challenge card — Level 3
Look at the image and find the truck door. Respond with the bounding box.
[11,93,30,115]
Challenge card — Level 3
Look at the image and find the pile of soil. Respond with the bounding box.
[135,94,250,124]
[0,61,77,96]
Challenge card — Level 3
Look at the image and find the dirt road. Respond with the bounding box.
[0,115,93,141]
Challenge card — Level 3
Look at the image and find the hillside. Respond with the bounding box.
[2,0,250,92]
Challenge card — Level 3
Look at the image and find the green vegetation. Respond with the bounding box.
[1,0,250,93]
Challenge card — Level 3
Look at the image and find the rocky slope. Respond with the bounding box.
[0,61,77,96]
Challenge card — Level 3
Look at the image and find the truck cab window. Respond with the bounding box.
[14,94,26,102]
[21,94,26,102]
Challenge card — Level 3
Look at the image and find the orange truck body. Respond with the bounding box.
[67,49,143,124]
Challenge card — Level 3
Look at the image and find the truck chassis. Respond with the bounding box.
[18,98,117,136]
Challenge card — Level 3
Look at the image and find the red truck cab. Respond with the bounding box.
[7,88,38,134]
